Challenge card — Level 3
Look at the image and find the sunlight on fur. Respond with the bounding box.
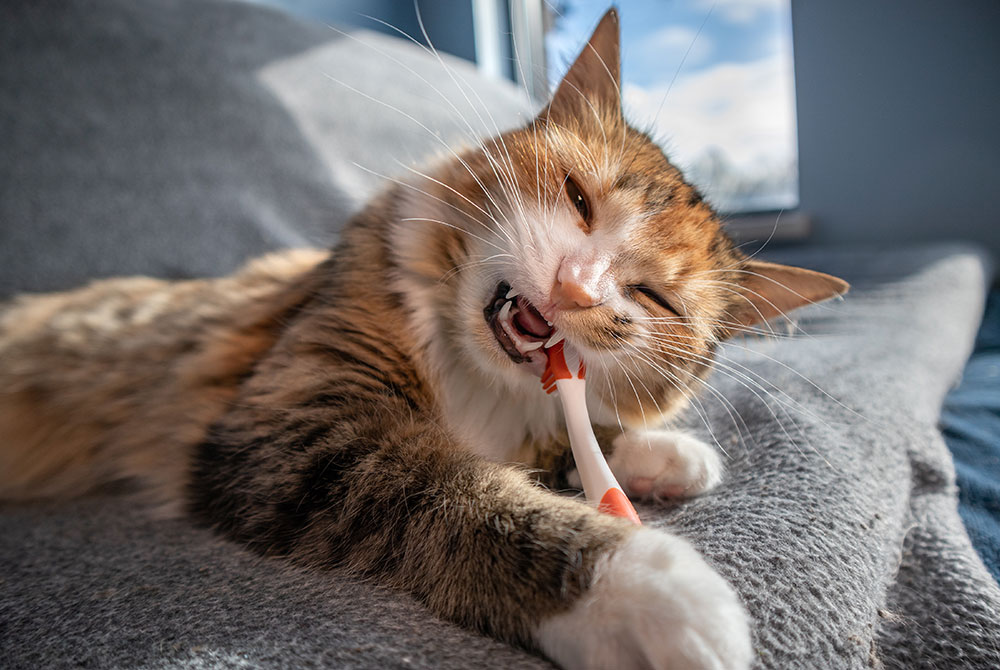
[0,9,848,670]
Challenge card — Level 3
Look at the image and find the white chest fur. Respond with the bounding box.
[437,361,562,462]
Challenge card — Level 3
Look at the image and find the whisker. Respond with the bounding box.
[626,334,834,464]
[349,162,513,250]
[614,337,737,456]
[594,356,628,438]
[636,330,831,425]
[400,217,509,254]
[437,253,514,284]
[396,161,518,246]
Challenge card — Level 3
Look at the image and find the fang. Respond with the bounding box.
[545,331,565,348]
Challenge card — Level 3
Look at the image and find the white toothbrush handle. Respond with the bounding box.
[555,378,622,502]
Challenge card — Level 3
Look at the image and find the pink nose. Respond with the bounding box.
[552,256,606,309]
[553,277,599,309]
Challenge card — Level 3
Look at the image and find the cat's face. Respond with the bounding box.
[464,114,741,422]
[397,10,846,428]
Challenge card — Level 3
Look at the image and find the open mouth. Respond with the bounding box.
[484,281,564,368]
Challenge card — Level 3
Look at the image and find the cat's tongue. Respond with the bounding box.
[514,297,552,338]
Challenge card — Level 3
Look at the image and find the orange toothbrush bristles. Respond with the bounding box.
[541,340,586,394]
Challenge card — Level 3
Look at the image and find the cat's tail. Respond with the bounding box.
[0,249,328,511]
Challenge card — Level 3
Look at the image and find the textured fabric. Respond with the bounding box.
[3,1,1000,668]
[942,290,1000,581]
[0,0,529,297]
[675,245,1000,669]
[3,245,998,670]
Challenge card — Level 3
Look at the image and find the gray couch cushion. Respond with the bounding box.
[0,0,528,296]
[2,1,999,668]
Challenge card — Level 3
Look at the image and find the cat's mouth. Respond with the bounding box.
[484,281,559,371]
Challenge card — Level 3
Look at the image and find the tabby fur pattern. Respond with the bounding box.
[0,10,847,668]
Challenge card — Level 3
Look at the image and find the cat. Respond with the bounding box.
[0,9,847,669]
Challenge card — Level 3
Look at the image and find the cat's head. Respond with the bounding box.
[394,9,847,427]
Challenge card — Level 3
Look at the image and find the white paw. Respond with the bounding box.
[535,530,752,670]
[583,430,723,500]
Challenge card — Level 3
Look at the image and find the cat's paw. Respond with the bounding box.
[535,530,752,670]
[596,429,723,500]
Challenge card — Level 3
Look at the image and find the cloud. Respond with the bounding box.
[698,0,787,25]
[623,54,798,208]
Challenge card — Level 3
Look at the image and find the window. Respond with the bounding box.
[247,0,801,227]
[544,0,799,216]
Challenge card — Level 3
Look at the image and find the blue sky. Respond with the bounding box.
[547,0,792,86]
[546,0,798,210]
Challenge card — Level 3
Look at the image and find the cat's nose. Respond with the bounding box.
[552,255,609,309]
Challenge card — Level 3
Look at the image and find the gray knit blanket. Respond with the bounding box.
[3,245,998,669]
[2,1,999,668]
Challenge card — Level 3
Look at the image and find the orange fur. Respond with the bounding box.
[0,249,326,509]
[0,9,847,665]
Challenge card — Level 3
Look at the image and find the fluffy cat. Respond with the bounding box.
[0,10,847,669]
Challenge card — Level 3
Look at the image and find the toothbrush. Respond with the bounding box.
[542,340,641,525]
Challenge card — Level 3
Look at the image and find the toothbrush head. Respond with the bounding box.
[541,340,586,394]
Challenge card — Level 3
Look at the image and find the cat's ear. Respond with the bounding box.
[721,260,849,335]
[539,8,621,123]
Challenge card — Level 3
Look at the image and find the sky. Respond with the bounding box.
[245,0,797,213]
[545,0,798,212]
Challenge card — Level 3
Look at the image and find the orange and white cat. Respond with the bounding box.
[0,10,846,669]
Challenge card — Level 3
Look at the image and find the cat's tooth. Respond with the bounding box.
[521,340,544,352]
[499,300,513,321]
[544,331,565,348]
[505,288,519,299]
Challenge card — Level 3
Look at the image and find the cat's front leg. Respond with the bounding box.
[193,400,750,669]
[536,528,752,670]
[570,429,724,500]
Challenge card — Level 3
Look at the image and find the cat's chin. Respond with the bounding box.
[483,281,556,377]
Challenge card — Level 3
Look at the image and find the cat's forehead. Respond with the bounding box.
[538,118,679,184]
[480,116,729,270]
[542,126,716,235]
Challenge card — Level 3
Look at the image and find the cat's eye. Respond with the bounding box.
[629,285,680,315]
[564,175,591,225]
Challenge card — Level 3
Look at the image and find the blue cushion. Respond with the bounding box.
[942,290,1000,581]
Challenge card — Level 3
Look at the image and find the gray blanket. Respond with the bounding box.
[2,1,999,668]
[0,0,527,297]
[3,245,998,669]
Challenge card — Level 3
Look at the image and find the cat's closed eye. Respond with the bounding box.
[628,285,680,315]
[564,174,591,226]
